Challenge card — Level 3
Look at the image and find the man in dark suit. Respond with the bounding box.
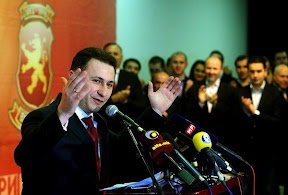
[103,43,144,117]
[14,47,182,195]
[169,51,190,99]
[271,64,288,193]
[236,56,285,195]
[183,56,238,147]
[103,43,146,132]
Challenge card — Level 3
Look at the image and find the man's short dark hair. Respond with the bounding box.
[247,55,266,69]
[123,58,141,71]
[103,42,122,53]
[149,56,165,69]
[70,47,117,72]
[234,55,248,67]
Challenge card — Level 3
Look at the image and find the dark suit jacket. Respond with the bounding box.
[235,83,285,161]
[182,80,238,147]
[14,93,166,195]
[234,83,285,195]
[100,70,146,133]
[108,69,144,117]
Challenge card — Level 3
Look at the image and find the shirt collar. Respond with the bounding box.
[75,106,93,120]
[206,77,221,88]
[250,80,266,92]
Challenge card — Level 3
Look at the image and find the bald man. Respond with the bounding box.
[272,64,288,101]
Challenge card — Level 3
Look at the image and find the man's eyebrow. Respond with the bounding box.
[91,76,114,83]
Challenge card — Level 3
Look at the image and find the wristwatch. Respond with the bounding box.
[254,110,260,115]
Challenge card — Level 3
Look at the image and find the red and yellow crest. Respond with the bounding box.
[17,2,54,108]
[9,2,55,130]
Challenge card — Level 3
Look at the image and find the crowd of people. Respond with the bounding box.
[14,43,288,195]
[105,43,288,195]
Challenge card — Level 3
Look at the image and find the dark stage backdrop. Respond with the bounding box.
[248,1,288,63]
[0,0,115,194]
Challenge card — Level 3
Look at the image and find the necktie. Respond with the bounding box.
[82,116,100,179]
[113,83,116,92]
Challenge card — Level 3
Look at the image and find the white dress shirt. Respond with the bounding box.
[206,78,220,113]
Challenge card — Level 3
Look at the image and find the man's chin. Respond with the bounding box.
[92,105,102,113]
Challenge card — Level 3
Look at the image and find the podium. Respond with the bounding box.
[105,173,244,194]
[184,174,244,195]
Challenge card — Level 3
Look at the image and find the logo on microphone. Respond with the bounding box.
[145,130,160,140]
[185,124,196,135]
[201,133,211,144]
[152,141,171,151]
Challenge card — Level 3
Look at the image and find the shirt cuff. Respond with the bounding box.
[62,120,69,131]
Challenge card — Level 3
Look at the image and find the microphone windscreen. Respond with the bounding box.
[139,130,173,165]
[192,132,212,152]
[105,105,118,117]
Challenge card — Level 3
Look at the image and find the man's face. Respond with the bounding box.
[274,52,288,66]
[152,72,169,91]
[248,63,267,88]
[124,61,140,75]
[78,59,115,113]
[205,57,223,84]
[104,45,123,70]
[236,58,249,81]
[149,63,163,77]
[273,65,288,90]
[170,54,187,77]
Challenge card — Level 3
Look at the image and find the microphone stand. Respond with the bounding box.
[123,120,164,195]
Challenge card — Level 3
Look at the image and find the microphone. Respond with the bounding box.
[139,130,195,186]
[105,105,144,132]
[161,133,209,187]
[168,113,250,166]
[192,132,225,183]
[168,113,218,144]
[210,148,238,176]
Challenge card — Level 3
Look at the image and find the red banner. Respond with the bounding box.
[0,0,115,194]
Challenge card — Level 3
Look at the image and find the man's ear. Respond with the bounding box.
[68,70,74,77]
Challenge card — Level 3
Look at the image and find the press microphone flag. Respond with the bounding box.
[168,113,218,144]
[168,113,251,166]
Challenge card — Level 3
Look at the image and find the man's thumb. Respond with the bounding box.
[61,77,67,90]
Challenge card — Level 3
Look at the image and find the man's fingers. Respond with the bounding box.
[148,81,153,97]
[61,77,68,91]
[167,77,181,91]
[173,85,182,96]
[161,76,174,89]
[69,71,88,94]
[67,68,81,86]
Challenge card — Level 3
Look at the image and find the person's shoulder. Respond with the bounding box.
[265,83,283,97]
[26,93,62,117]
[120,69,136,77]
[220,80,235,90]
[119,69,140,83]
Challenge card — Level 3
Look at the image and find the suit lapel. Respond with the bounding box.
[257,84,269,110]
[68,114,94,145]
